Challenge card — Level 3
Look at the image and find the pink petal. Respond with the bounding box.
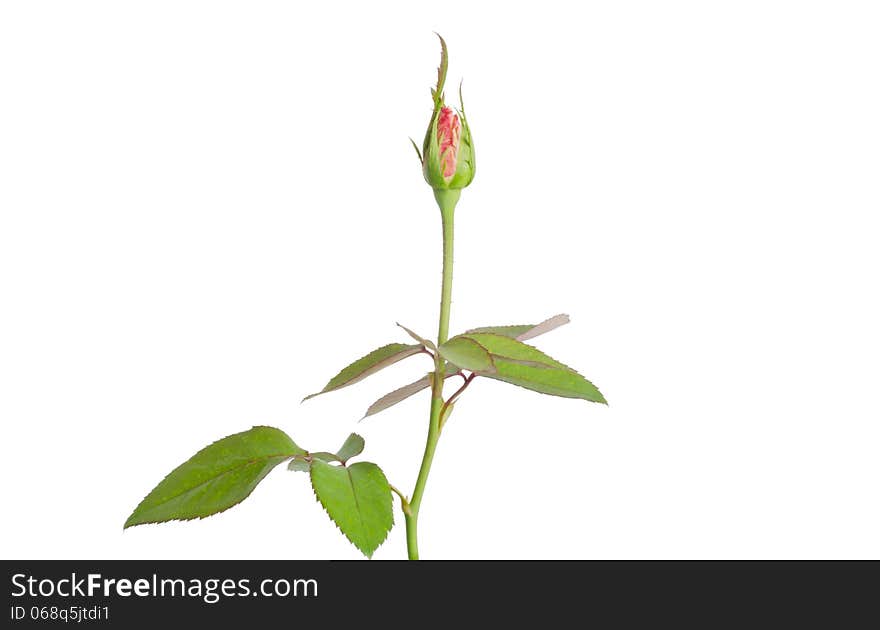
[437,107,461,178]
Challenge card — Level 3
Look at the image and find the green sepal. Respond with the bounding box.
[430,32,448,107]
[422,107,445,189]
[409,137,422,163]
[453,99,476,188]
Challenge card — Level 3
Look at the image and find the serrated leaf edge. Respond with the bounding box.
[304,343,423,401]
[459,333,572,371]
[489,355,607,404]
[455,333,608,404]
[309,463,393,559]
[124,426,302,528]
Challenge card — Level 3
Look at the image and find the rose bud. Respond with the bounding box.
[418,35,475,194]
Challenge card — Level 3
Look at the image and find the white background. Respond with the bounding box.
[2,1,879,560]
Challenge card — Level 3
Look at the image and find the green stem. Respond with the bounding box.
[405,394,441,559]
[405,188,459,560]
[436,190,457,345]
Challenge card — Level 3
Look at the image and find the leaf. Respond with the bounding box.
[466,313,570,341]
[288,458,310,472]
[491,357,606,403]
[442,333,606,404]
[361,366,462,420]
[310,461,393,558]
[515,314,571,341]
[304,343,423,400]
[125,426,303,528]
[437,336,495,373]
[289,433,366,471]
[307,452,339,463]
[397,322,435,350]
[464,324,534,339]
[334,433,365,462]
[462,333,569,369]
[362,375,432,419]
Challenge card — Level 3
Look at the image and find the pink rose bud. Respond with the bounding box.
[418,35,475,193]
[437,106,462,179]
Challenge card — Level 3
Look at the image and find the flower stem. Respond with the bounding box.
[405,188,460,560]
[436,190,457,345]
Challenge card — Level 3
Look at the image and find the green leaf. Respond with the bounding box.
[288,458,310,472]
[125,426,303,528]
[462,333,569,369]
[304,343,423,400]
[491,357,606,402]
[466,313,570,341]
[437,336,495,373]
[464,324,534,339]
[307,452,339,463]
[310,461,393,558]
[289,433,365,471]
[334,433,365,462]
[441,333,606,404]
